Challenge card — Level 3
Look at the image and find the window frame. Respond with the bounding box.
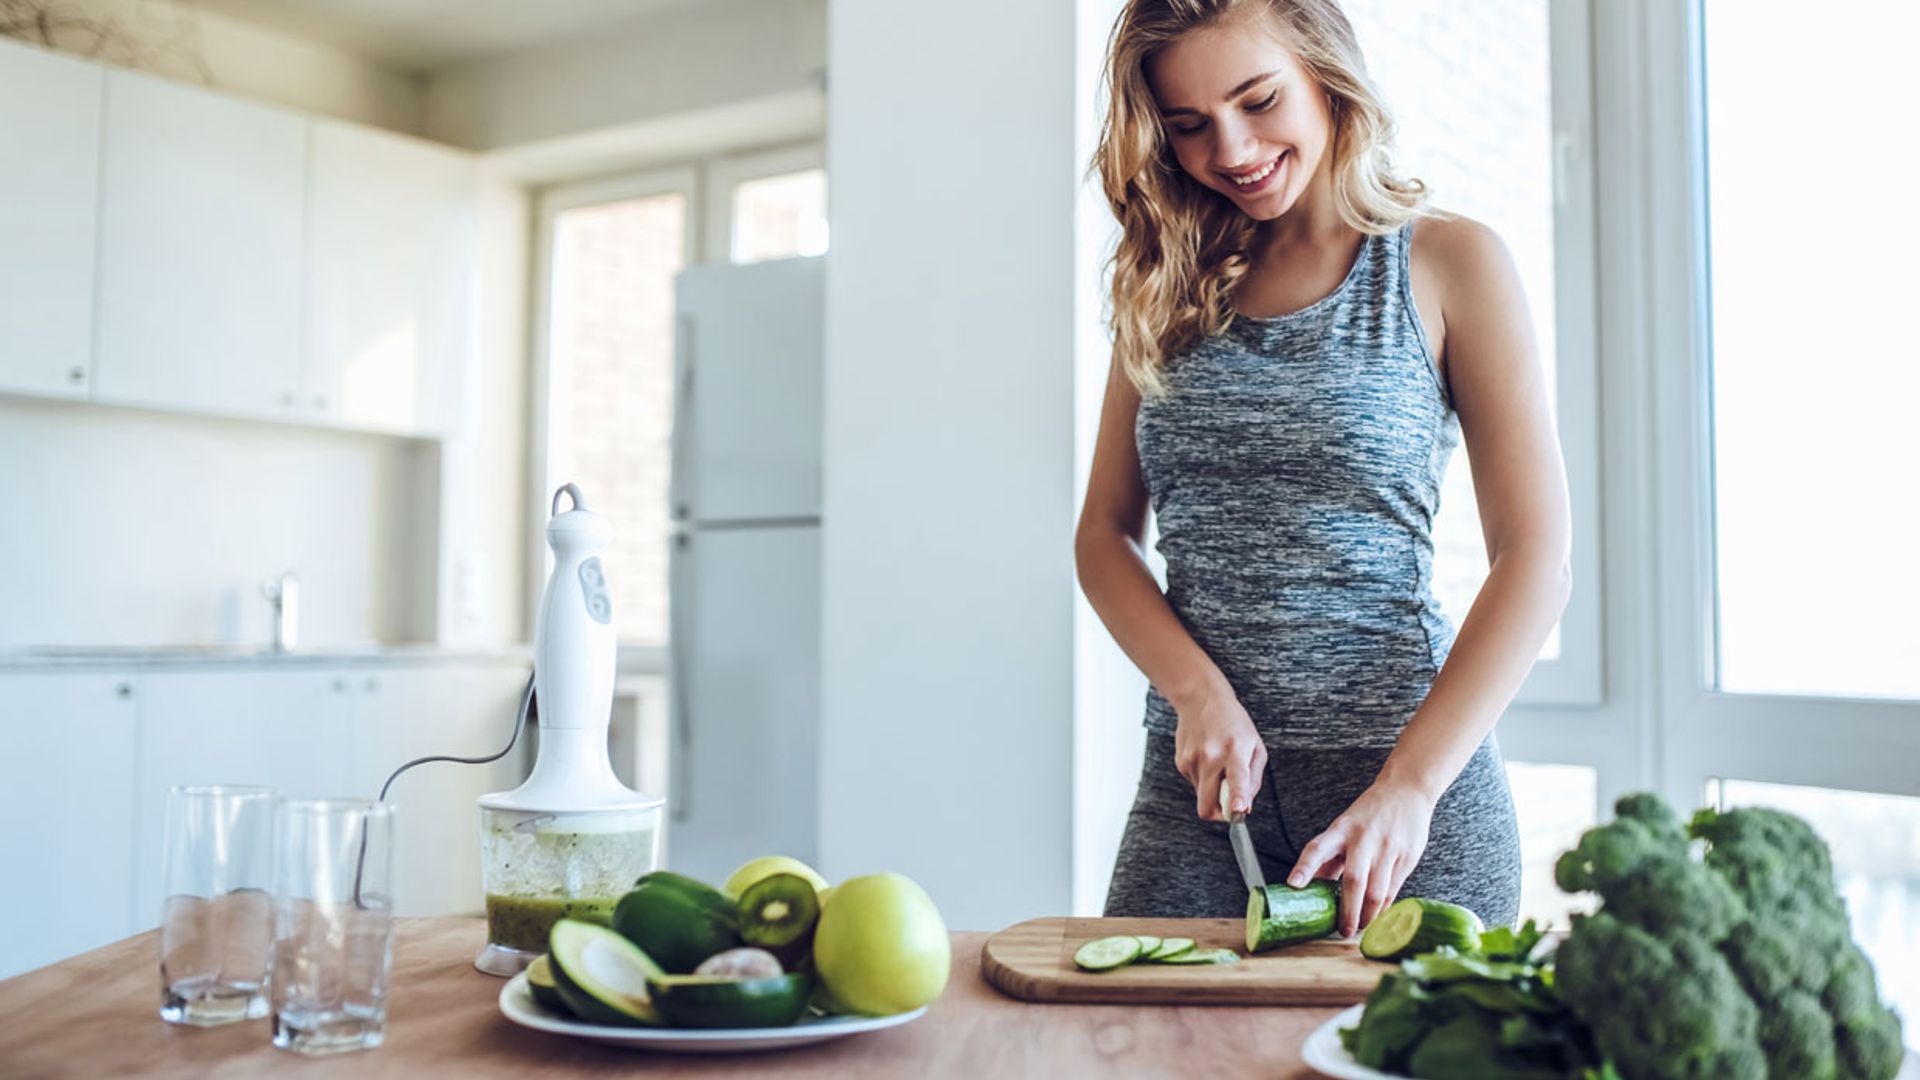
[1642,0,1920,805]
[698,141,827,266]
[1501,0,1920,818]
[525,140,830,656]
[1508,0,1605,709]
[526,164,699,637]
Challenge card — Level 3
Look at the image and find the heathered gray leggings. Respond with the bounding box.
[1104,732,1522,929]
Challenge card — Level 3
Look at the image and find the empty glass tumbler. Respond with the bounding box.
[270,799,396,1055]
[158,785,278,1026]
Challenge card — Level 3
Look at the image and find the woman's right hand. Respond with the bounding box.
[1172,689,1267,822]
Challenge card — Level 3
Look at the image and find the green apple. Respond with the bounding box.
[812,872,949,1015]
[723,855,829,899]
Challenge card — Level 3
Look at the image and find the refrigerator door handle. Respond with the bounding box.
[668,530,692,824]
[669,313,696,523]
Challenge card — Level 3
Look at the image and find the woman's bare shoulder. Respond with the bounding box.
[1409,213,1512,275]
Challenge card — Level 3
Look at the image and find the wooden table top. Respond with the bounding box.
[0,917,1341,1079]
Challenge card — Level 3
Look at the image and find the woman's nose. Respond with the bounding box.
[1211,118,1261,170]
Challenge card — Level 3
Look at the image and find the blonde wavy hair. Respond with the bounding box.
[1093,0,1431,396]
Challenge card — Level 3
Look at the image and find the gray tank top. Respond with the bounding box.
[1135,221,1459,749]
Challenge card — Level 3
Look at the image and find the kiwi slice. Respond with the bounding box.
[737,872,821,956]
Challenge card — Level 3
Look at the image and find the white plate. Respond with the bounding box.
[496,970,928,1054]
[1301,1004,1920,1080]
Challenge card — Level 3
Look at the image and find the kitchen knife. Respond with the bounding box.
[1221,778,1267,893]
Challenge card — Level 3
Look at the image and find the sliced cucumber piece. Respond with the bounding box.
[1144,937,1197,962]
[548,918,665,1026]
[1359,897,1485,961]
[1158,947,1239,965]
[526,953,570,1015]
[1072,934,1145,972]
[1246,880,1339,953]
[1133,934,1162,956]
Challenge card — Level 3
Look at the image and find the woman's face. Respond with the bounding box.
[1145,15,1333,221]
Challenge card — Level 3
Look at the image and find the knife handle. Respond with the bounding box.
[1219,777,1244,821]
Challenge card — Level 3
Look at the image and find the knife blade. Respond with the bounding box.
[1221,778,1267,893]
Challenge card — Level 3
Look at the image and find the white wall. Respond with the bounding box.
[422,0,826,150]
[0,398,433,648]
[1071,0,1148,918]
[5,0,423,132]
[820,0,1081,930]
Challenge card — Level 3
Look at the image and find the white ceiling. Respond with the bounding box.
[186,0,720,71]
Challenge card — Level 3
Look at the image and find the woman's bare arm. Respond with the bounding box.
[1075,355,1266,820]
[1287,216,1573,935]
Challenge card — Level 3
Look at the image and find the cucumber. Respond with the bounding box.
[1246,880,1339,953]
[1158,947,1239,965]
[547,919,665,1026]
[1359,897,1485,961]
[1133,934,1162,956]
[1145,937,1196,962]
[1073,935,1144,971]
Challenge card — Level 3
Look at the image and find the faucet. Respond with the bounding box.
[261,571,299,654]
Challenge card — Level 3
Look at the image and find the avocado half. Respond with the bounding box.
[547,918,666,1026]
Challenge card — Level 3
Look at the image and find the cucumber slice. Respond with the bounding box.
[1145,937,1196,962]
[547,918,665,1026]
[1158,947,1239,965]
[1246,880,1339,953]
[526,954,570,1015]
[1133,934,1162,956]
[1359,897,1485,961]
[1073,934,1145,971]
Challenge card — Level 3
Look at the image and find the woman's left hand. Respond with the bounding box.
[1284,782,1436,938]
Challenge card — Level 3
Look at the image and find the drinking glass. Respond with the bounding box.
[159,784,278,1026]
[270,799,396,1055]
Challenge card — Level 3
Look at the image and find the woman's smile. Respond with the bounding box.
[1221,151,1287,195]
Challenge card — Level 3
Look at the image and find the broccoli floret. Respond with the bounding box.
[1553,911,1764,1079]
[1552,795,1906,1080]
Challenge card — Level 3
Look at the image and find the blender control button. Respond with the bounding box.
[587,593,612,623]
[580,557,605,589]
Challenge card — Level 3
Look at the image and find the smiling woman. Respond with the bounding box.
[1077,0,1571,937]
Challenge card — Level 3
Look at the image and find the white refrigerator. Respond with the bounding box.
[664,255,824,885]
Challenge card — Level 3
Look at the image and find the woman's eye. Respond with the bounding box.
[1168,90,1275,136]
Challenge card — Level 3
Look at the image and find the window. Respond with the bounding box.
[1507,761,1599,929]
[731,169,828,264]
[1709,779,1920,1032]
[532,144,828,653]
[535,172,694,648]
[1342,0,1601,702]
[1702,0,1920,701]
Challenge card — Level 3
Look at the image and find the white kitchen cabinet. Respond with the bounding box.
[93,68,306,420]
[129,668,358,927]
[349,663,528,917]
[304,120,476,437]
[0,40,101,401]
[0,672,139,978]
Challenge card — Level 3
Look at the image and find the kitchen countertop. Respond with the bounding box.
[0,918,1337,1079]
[0,643,536,670]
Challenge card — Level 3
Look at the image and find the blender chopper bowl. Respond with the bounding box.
[476,806,661,969]
[474,484,666,977]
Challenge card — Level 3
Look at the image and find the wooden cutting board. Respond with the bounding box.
[980,917,1385,1006]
